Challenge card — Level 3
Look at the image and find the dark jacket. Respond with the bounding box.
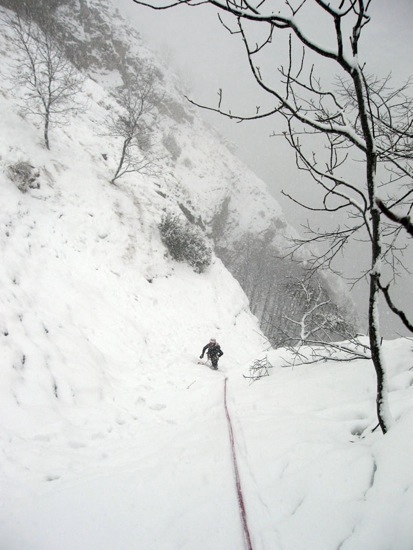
[201,342,224,359]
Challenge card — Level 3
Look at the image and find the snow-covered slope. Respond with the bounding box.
[0,0,265,429]
[0,0,357,347]
[0,3,412,549]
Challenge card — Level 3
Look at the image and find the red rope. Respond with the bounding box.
[224,377,253,550]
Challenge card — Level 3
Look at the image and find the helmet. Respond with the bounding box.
[210,338,216,344]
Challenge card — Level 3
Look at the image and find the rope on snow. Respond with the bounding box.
[223,377,254,550]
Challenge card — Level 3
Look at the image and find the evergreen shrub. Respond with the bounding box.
[159,213,212,273]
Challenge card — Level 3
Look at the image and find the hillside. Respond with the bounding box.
[0,0,267,437]
[0,0,358,347]
[0,2,412,549]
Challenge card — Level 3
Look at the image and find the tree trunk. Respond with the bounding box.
[353,66,393,434]
[111,137,130,183]
[44,112,50,150]
[368,210,393,434]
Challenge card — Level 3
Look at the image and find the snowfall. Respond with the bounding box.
[1,3,413,549]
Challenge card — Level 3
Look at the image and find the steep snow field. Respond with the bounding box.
[231,340,413,549]
[0,100,265,547]
[0,4,413,549]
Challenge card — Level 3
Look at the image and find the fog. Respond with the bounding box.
[118,0,413,338]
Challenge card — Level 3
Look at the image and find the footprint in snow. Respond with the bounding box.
[90,432,106,440]
[150,403,166,411]
[68,441,86,449]
[33,434,52,442]
[46,475,60,482]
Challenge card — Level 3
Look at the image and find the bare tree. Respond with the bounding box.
[273,276,367,367]
[105,74,161,184]
[131,0,413,433]
[218,230,357,346]
[280,277,356,344]
[5,7,85,149]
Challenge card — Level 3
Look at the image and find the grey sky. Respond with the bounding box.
[117,0,413,201]
[117,0,413,337]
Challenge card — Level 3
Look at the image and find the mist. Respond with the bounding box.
[118,0,413,338]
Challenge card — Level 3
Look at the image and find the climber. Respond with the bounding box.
[199,338,224,370]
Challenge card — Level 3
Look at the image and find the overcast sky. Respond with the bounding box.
[117,0,413,337]
[117,0,413,213]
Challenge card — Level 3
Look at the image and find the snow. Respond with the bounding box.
[0,4,413,549]
[234,342,413,549]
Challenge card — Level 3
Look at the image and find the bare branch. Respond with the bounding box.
[378,280,413,333]
[376,198,413,237]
